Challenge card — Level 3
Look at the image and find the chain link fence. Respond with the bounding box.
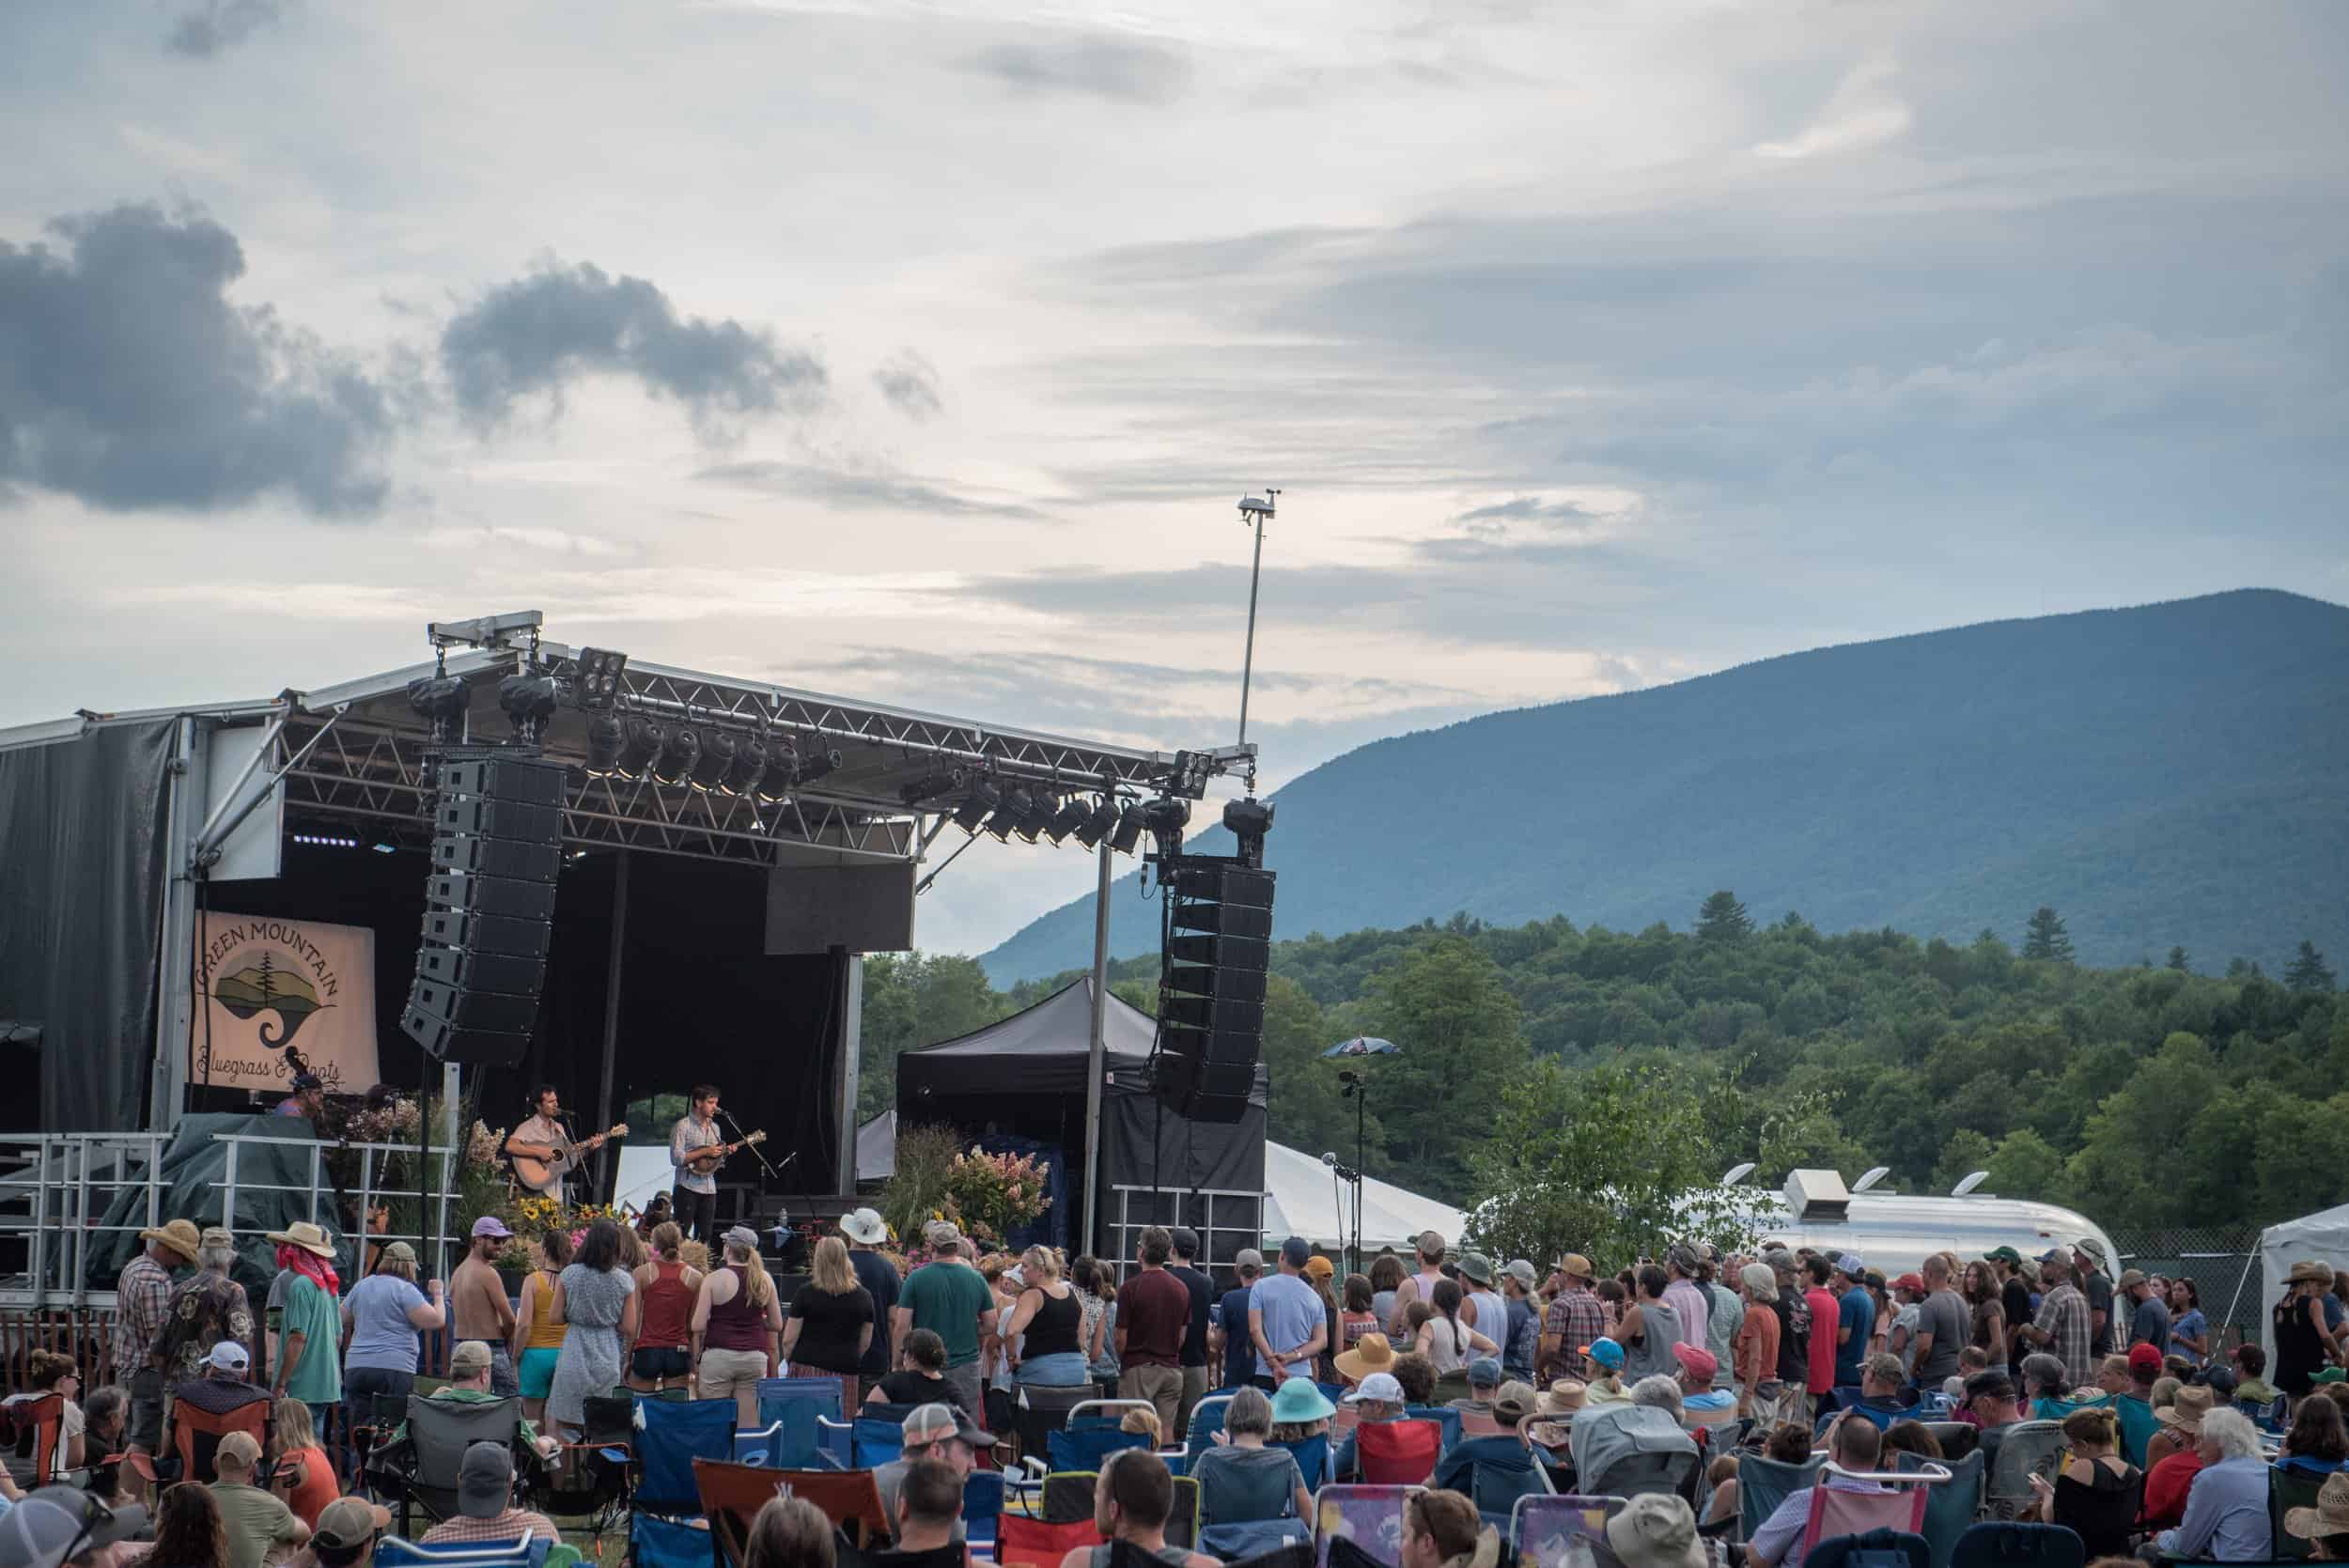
[2108,1223,2263,1353]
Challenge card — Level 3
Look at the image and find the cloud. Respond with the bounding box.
[0,202,396,515]
[873,349,943,420]
[1752,51,1914,160]
[964,37,1193,104]
[164,0,288,57]
[440,259,825,441]
[692,459,1050,519]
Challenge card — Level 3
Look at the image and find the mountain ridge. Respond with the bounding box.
[976,588,2349,983]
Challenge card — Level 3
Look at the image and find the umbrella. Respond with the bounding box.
[1322,1036,1400,1058]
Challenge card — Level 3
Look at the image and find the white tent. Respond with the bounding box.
[1261,1141,1465,1255]
[2258,1202,2349,1364]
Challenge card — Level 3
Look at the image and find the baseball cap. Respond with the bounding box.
[1281,1235,1312,1268]
[1459,1252,1496,1286]
[312,1497,392,1557]
[1835,1252,1865,1276]
[1467,1357,1502,1388]
[1234,1248,1265,1275]
[204,1340,249,1373]
[722,1224,762,1251]
[1558,1253,1595,1281]
[1672,1343,1719,1382]
[923,1219,963,1250]
[1169,1226,1200,1258]
[2128,1343,2163,1374]
[1345,1373,1405,1405]
[1985,1246,2023,1265]
[450,1340,493,1374]
[0,1487,151,1568]
[1582,1337,1626,1371]
[902,1402,995,1449]
[1505,1259,1538,1288]
[1303,1254,1335,1280]
[1890,1272,1925,1295]
[472,1215,513,1239]
[458,1441,516,1518]
[1493,1381,1539,1422]
[379,1241,418,1266]
[2117,1268,2147,1290]
[215,1431,263,1470]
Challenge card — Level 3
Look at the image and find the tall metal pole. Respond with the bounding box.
[596,849,630,1198]
[1237,511,1267,752]
[1081,836,1113,1255]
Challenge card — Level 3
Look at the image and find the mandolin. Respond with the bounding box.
[681,1129,766,1172]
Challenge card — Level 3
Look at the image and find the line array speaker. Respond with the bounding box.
[1153,853,1275,1123]
[401,752,568,1067]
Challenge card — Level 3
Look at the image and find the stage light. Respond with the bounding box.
[614,717,664,776]
[755,741,800,800]
[691,728,738,790]
[498,673,558,741]
[292,830,359,848]
[1073,795,1119,849]
[371,841,397,855]
[1015,789,1058,843]
[1142,796,1191,862]
[652,725,701,783]
[584,712,625,773]
[954,780,1001,834]
[1109,800,1148,855]
[405,674,468,737]
[985,787,1033,841]
[1222,796,1274,868]
[899,767,967,806]
[725,734,770,795]
[798,747,844,784]
[574,646,629,709]
[1046,795,1091,843]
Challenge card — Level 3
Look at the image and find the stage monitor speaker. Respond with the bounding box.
[1153,851,1275,1124]
[402,751,568,1068]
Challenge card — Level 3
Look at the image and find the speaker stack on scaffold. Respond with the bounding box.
[1150,796,1277,1123]
[399,750,566,1067]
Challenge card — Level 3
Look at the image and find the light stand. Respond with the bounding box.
[1339,1068,1369,1277]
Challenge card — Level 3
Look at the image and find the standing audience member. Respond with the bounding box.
[1501,1262,1543,1386]
[1830,1255,1875,1390]
[1801,1259,1841,1419]
[1339,1275,1381,1358]
[1388,1233,1451,1341]
[2169,1278,2209,1368]
[1735,1264,1783,1422]
[162,1230,257,1390]
[337,1242,443,1453]
[263,1223,339,1454]
[894,1221,998,1416]
[1369,1254,1406,1335]
[1985,1249,2035,1376]
[1661,1247,1711,1358]
[841,1209,902,1403]
[2017,1256,2092,1389]
[1699,1250,1742,1393]
[1250,1238,1330,1391]
[117,1219,196,1456]
[1114,1226,1191,1436]
[1003,1247,1089,1390]
[1964,1260,2008,1370]
[1458,1256,1510,1369]
[148,1480,231,1568]
[690,1226,779,1429]
[1165,1229,1216,1433]
[2278,1262,2337,1400]
[2153,1407,2273,1562]
[2120,1269,2171,1352]
[208,1431,309,1568]
[1215,1251,1266,1393]
[784,1236,875,1406]
[629,1221,702,1394]
[510,1228,571,1425]
[1541,1255,1606,1384]
[1909,1256,1968,1387]
[1418,1279,1499,1402]
[550,1219,641,1440]
[2074,1243,2117,1358]
[446,1218,520,1400]
[1618,1267,1683,1385]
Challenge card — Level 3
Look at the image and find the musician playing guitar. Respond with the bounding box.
[505,1086,624,1204]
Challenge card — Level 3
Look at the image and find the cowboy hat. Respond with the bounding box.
[139,1219,201,1264]
[841,1207,888,1246]
[2157,1384,2214,1430]
[1540,1379,1588,1416]
[265,1219,335,1258]
[2290,1260,2337,1288]
[2286,1471,2349,1540]
[1333,1332,1395,1384]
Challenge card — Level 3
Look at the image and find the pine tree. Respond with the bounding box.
[2021,907,2075,963]
[2285,941,2338,994]
[2166,946,2191,972]
[2227,956,2263,980]
[1695,890,1753,942]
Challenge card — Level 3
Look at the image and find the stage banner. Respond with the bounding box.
[197,914,380,1094]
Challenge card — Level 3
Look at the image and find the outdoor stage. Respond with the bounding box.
[0,609,1252,1302]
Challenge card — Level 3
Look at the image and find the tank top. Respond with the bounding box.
[641,1260,693,1349]
[708,1264,773,1353]
[1424,1315,1473,1374]
[1624,1299,1681,1379]
[2277,1295,2328,1393]
[524,1271,566,1349]
[1023,1287,1082,1360]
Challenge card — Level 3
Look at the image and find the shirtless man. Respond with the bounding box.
[448,1216,521,1397]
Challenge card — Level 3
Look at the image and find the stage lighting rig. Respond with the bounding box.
[724,733,770,795]
[1073,795,1120,849]
[1222,796,1274,869]
[1046,794,1091,843]
[690,727,738,790]
[899,767,968,806]
[584,712,625,773]
[614,717,664,776]
[1015,789,1059,843]
[798,746,844,784]
[985,787,1033,841]
[953,779,1001,834]
[1109,799,1148,855]
[754,741,800,800]
[651,724,701,784]
[573,646,629,709]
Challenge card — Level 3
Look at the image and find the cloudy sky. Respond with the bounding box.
[4,0,2344,955]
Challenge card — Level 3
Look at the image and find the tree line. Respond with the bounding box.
[858,898,2345,1234]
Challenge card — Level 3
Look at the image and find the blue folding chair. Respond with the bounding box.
[627,1513,714,1568]
[1274,1432,1330,1489]
[1050,1424,1153,1472]
[1188,1395,1236,1461]
[376,1536,552,1568]
[1201,1519,1313,1561]
[1899,1449,1985,1568]
[853,1414,907,1470]
[634,1398,739,1518]
[964,1468,1005,1551]
[753,1377,846,1469]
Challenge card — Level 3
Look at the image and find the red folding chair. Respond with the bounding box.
[1357,1421,1441,1485]
[1798,1462,1941,1558]
[170,1397,272,1485]
[998,1514,1104,1568]
[0,1393,63,1487]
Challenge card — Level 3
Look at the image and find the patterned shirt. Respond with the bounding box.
[115,1254,175,1375]
[1545,1287,1608,1373]
[2032,1281,2092,1388]
[158,1271,256,1385]
[420,1506,562,1548]
[669,1114,720,1195]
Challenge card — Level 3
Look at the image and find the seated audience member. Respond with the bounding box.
[1057,1449,1216,1568]
[2152,1408,2274,1562]
[265,1399,338,1529]
[1764,1424,1813,1464]
[1630,1374,1685,1426]
[1751,1414,1890,1568]
[2229,1343,2279,1407]
[2,1483,154,1568]
[1433,1381,1541,1497]
[2021,1353,2080,1420]
[1581,1336,1632,1405]
[208,1431,309,1568]
[1603,1494,1707,1568]
[147,1480,231,1568]
[3,1352,87,1485]
[1269,1377,1336,1445]
[2284,1396,2349,1474]
[874,1404,988,1545]
[1331,1373,1408,1483]
[745,1494,838,1568]
[1815,1354,1907,1436]
[416,1442,560,1555]
[1121,1407,1164,1449]
[2112,1343,2162,1465]
[1189,1386,1311,1526]
[1703,1453,1742,1527]
[875,1458,967,1568]
[1879,1421,1944,1463]
[2141,1385,2215,1530]
[1673,1344,1735,1412]
[77,1387,130,1507]
[1451,1358,1502,1416]
[2027,1406,2139,1561]
[867,1328,965,1411]
[382,1340,557,1462]
[1392,1353,1439,1409]
[307,1495,394,1568]
[2281,1471,2349,1565]
[1399,1488,1498,1568]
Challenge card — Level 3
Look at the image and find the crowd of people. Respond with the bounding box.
[11,1204,2349,1568]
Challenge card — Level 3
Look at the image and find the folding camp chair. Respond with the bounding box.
[1044,1470,1103,1523]
[1796,1461,1942,1561]
[1314,1485,1422,1568]
[1014,1383,1097,1468]
[1511,1495,1622,1568]
[1570,1403,1700,1501]
[1200,1520,1314,1562]
[627,1396,740,1568]
[1169,1475,1202,1549]
[165,1395,271,1488]
[1808,1528,1931,1568]
[753,1376,845,1470]
[1188,1395,1237,1459]
[697,1456,798,1568]
[1050,1424,1154,1473]
[374,1533,551,1568]
[1357,1421,1442,1484]
[1738,1451,1826,1543]
[1073,1399,1156,1427]
[2273,1463,2331,1552]
[765,1467,892,1547]
[533,1392,636,1541]
[1983,1421,2066,1520]
[1898,1449,1984,1568]
[1458,1411,1504,1439]
[966,1467,1006,1552]
[1403,1406,1464,1454]
[370,1394,526,1536]
[998,1515,1103,1568]
[1947,1523,2086,1568]
[1275,1433,1330,1490]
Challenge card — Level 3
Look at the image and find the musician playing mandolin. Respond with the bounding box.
[670,1083,726,1244]
[505,1086,620,1204]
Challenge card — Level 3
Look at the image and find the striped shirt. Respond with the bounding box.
[2032,1281,2092,1388]
[115,1254,174,1375]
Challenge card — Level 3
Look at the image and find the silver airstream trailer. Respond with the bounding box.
[1741,1168,2121,1277]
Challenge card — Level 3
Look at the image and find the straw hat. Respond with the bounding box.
[1332,1331,1394,1384]
[2289,1260,2337,1288]
[140,1219,201,1264]
[1540,1379,1588,1416]
[265,1219,335,1258]
[2286,1472,2349,1541]
[2157,1384,2215,1431]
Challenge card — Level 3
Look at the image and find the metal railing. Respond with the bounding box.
[1106,1183,1262,1284]
[0,1130,470,1308]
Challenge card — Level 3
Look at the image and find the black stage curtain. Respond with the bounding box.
[0,719,176,1131]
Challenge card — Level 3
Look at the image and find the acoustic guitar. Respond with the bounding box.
[681,1129,766,1174]
[512,1123,628,1195]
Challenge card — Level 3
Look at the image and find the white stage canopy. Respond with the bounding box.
[1261,1140,1465,1255]
[2258,1201,2349,1364]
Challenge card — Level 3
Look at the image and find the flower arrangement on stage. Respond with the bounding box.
[941,1145,1052,1248]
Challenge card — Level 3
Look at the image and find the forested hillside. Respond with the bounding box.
[866,903,2348,1233]
[981,589,2349,986]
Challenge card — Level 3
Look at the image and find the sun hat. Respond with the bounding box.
[1493,1381,1539,1422]
[1540,1380,1588,1416]
[471,1215,512,1239]
[1558,1253,1595,1281]
[922,1219,963,1250]
[1582,1337,1626,1371]
[1505,1259,1538,1288]
[2158,1384,2215,1431]
[215,1431,263,1470]
[1332,1332,1395,1383]
[1459,1252,1496,1287]
[841,1207,888,1245]
[2287,1471,2349,1540]
[139,1219,201,1264]
[457,1440,514,1518]
[312,1497,392,1555]
[1345,1373,1405,1405]
[0,1486,151,1568]
[267,1219,335,1258]
[2290,1260,2337,1288]
[1467,1357,1502,1389]
[450,1340,493,1374]
[1270,1377,1337,1425]
[1672,1343,1719,1383]
[1666,1241,1702,1275]
[204,1341,249,1374]
[1304,1254,1335,1281]
[1606,1492,1705,1568]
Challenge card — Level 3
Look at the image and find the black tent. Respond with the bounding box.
[895,979,1266,1270]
